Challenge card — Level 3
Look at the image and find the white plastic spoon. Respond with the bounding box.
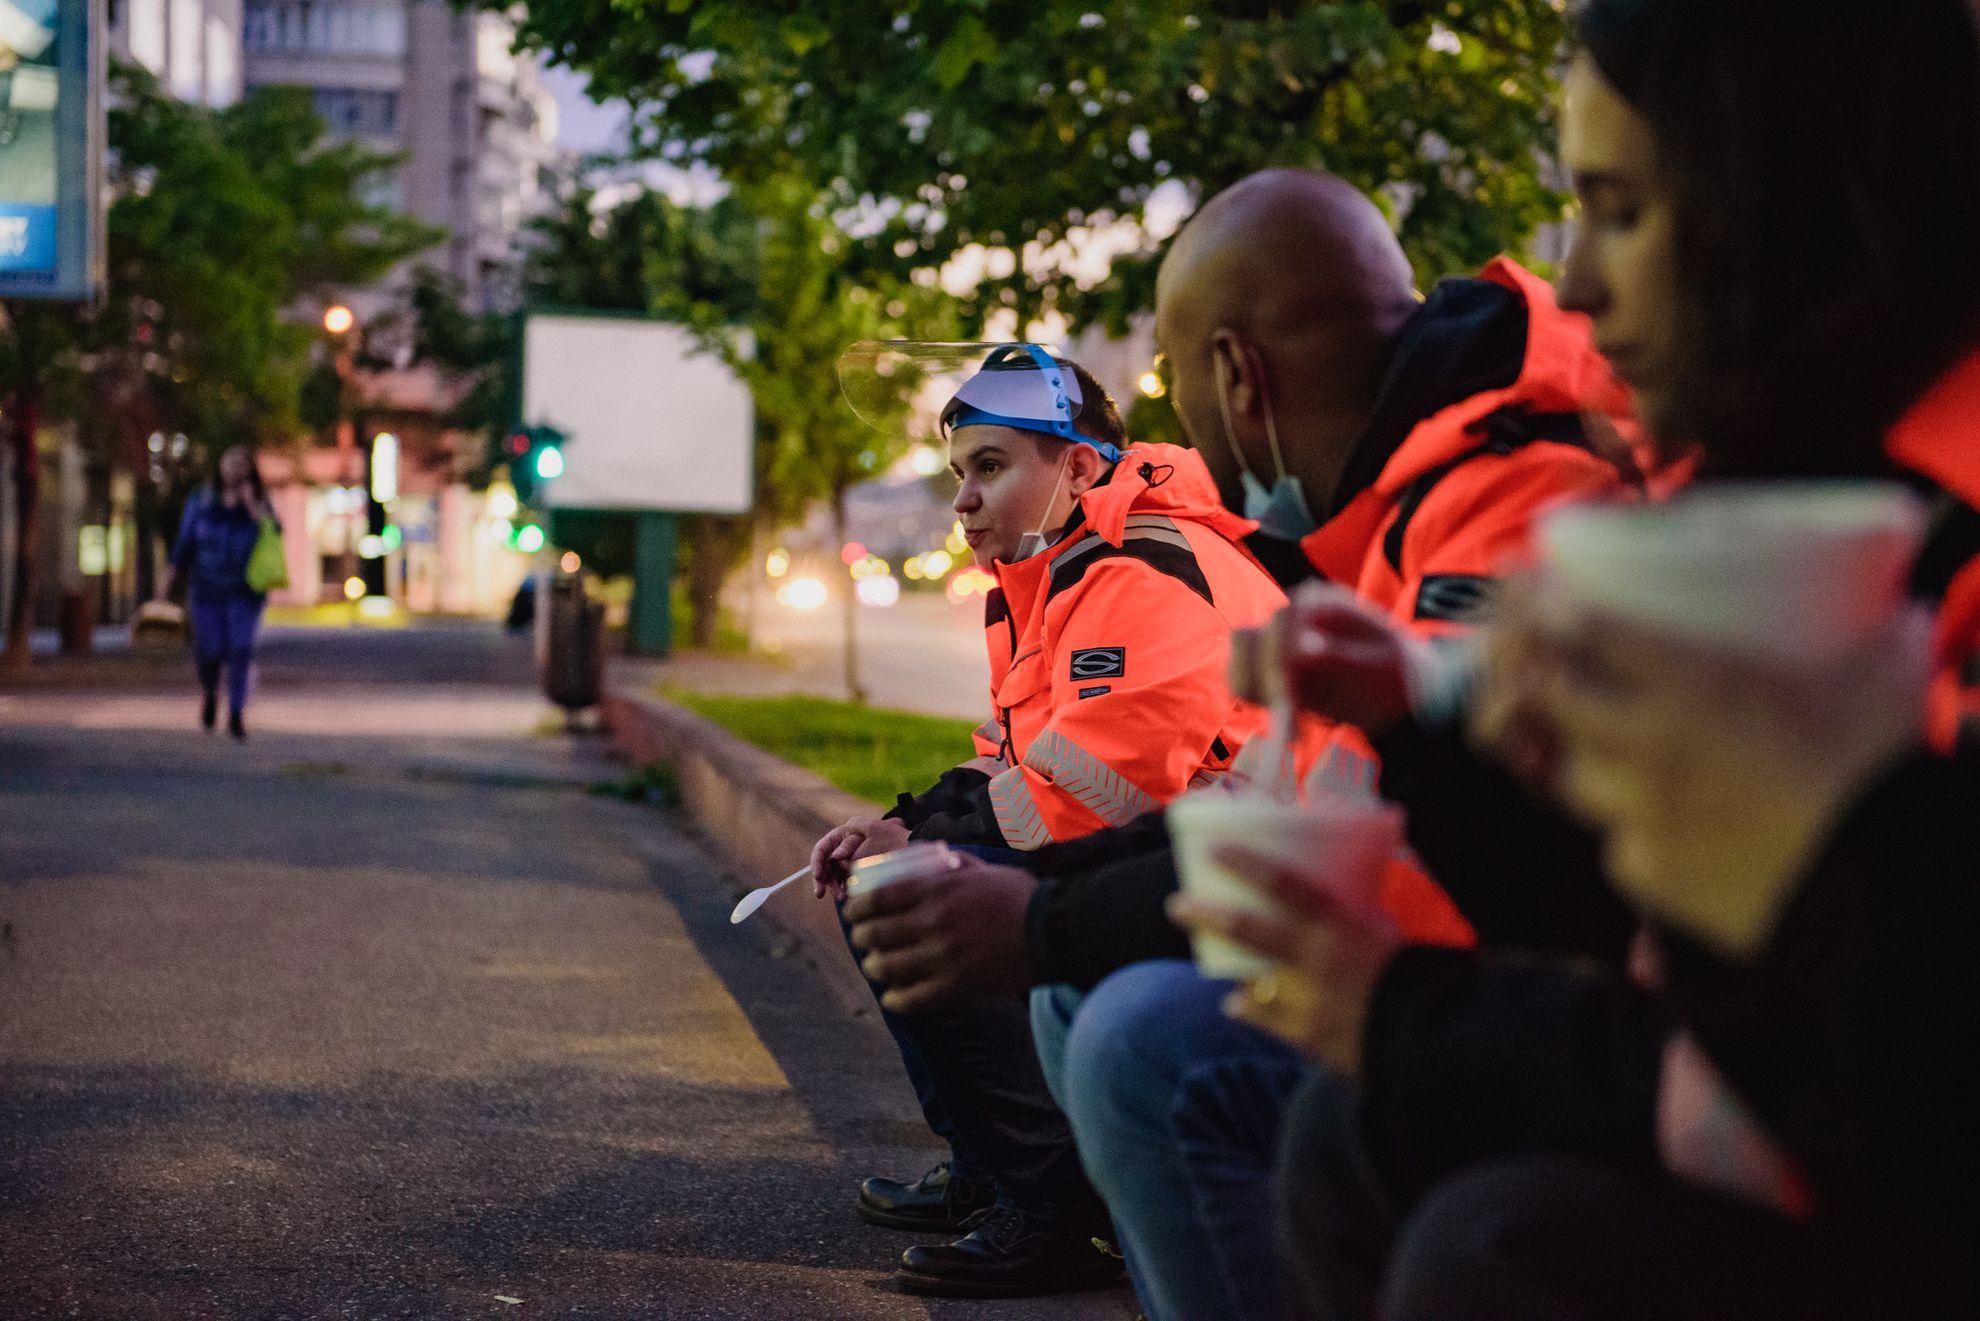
[730,867,812,924]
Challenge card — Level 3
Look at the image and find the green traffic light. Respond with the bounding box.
[534,446,565,480]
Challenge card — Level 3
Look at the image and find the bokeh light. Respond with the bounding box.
[777,576,829,610]
[856,576,902,607]
[945,566,997,603]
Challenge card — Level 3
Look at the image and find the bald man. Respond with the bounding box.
[1157,170,1419,543]
[845,169,1637,1319]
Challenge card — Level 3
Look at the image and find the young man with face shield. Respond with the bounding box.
[843,169,1644,1320]
[810,346,1288,1298]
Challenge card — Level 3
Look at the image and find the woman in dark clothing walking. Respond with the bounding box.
[165,445,277,739]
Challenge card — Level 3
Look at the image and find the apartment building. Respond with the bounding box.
[241,0,558,309]
[108,0,245,107]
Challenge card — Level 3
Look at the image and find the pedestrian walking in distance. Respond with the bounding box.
[163,445,282,740]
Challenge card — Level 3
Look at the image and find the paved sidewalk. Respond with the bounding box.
[0,623,1132,1319]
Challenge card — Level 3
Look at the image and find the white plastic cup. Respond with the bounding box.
[1537,481,1926,664]
[1167,792,1404,980]
[847,842,959,895]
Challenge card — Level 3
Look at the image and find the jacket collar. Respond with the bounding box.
[989,442,1252,606]
[1360,257,1628,498]
[1297,258,1632,581]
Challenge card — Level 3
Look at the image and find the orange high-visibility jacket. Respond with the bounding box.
[1247,258,1643,944]
[1299,258,1637,644]
[973,443,1288,849]
[1886,346,1980,754]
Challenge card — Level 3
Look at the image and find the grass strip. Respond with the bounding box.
[659,686,976,806]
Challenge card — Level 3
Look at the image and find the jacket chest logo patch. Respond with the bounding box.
[1069,647,1126,680]
[1415,575,1495,624]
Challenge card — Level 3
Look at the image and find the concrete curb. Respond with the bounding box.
[601,687,879,1016]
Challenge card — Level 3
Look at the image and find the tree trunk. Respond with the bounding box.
[831,484,865,705]
[739,513,765,649]
[2,320,43,670]
[682,514,742,650]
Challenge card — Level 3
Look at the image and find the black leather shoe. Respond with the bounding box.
[857,1161,993,1232]
[200,692,217,731]
[896,1207,1124,1298]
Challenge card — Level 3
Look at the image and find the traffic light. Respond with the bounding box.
[506,425,568,504]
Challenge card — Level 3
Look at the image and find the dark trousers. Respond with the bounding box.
[190,593,265,717]
[1274,1070,1952,1321]
[1272,1067,1401,1321]
[838,886,1105,1232]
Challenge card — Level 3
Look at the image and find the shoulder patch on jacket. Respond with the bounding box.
[1415,574,1496,623]
[1048,518,1213,605]
[1070,647,1126,680]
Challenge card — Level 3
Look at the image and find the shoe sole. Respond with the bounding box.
[854,1201,978,1233]
[894,1260,1124,1299]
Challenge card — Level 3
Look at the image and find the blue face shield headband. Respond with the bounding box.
[939,344,1125,463]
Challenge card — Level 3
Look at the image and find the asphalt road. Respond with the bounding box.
[0,623,1131,1320]
[642,593,991,721]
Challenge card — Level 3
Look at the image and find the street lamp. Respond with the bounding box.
[323,303,361,596]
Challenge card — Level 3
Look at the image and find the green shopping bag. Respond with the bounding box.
[245,518,290,594]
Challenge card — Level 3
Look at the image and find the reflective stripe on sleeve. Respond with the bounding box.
[988,767,1055,849]
[1302,742,1379,801]
[1019,728,1160,828]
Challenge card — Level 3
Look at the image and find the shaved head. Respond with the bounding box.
[1156,169,1421,516]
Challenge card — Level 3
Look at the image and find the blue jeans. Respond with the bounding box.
[189,593,265,717]
[1033,960,1306,1320]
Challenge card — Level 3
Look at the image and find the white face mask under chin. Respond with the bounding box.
[1011,449,1075,563]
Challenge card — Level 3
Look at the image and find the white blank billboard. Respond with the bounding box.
[521,314,753,514]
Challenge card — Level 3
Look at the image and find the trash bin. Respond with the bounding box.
[59,589,96,656]
[542,571,604,713]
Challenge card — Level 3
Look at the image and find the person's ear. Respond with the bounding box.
[1066,442,1108,496]
[1210,329,1267,429]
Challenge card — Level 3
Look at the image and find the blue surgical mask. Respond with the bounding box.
[1216,350,1318,542]
[1241,470,1319,543]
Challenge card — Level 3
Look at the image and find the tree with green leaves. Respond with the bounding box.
[399,184,766,646]
[1,64,437,663]
[502,0,1572,331]
[89,68,436,455]
[723,175,953,697]
[420,174,948,671]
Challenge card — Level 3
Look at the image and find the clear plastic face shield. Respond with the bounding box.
[838,342,1124,563]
